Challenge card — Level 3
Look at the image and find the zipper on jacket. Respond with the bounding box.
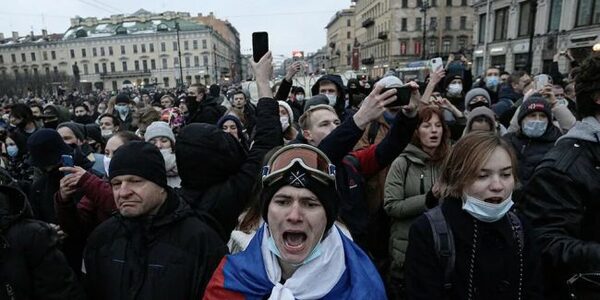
[420,174,425,194]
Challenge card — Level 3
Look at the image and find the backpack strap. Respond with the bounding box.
[424,206,455,291]
[367,120,381,145]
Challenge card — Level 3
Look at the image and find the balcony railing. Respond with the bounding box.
[362,17,374,28]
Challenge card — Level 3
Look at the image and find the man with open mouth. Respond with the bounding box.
[204,144,386,299]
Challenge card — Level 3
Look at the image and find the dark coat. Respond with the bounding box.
[177,98,282,242]
[0,185,84,299]
[503,124,562,183]
[83,189,227,300]
[405,198,543,300]
[187,95,225,125]
[522,135,600,300]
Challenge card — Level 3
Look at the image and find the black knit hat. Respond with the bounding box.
[517,93,552,125]
[108,141,167,189]
[57,122,85,141]
[27,129,73,168]
[115,93,131,105]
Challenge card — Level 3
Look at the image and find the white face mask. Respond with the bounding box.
[522,120,548,138]
[103,156,111,176]
[324,93,337,106]
[462,193,514,223]
[101,129,113,138]
[160,148,177,172]
[296,95,305,102]
[280,116,290,132]
[447,83,463,97]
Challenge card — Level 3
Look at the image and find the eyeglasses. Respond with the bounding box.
[262,144,335,187]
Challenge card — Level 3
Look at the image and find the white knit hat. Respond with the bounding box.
[144,121,176,145]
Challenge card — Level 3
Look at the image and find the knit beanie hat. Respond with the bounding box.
[27,129,73,168]
[278,101,294,123]
[517,93,552,125]
[144,121,176,145]
[464,88,491,111]
[303,94,329,112]
[57,122,85,141]
[466,107,496,129]
[115,93,131,105]
[109,141,167,189]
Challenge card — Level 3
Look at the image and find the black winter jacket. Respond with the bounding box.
[405,198,543,300]
[178,98,282,242]
[187,96,225,125]
[83,188,227,300]
[0,185,84,299]
[522,131,600,300]
[503,125,562,184]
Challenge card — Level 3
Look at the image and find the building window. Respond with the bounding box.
[109,46,113,56]
[93,48,97,56]
[194,56,200,67]
[94,63,99,74]
[548,0,563,31]
[53,66,58,73]
[142,60,148,71]
[347,43,351,51]
[11,54,16,63]
[149,43,154,53]
[478,14,486,44]
[347,19,351,27]
[417,0,423,7]
[100,47,105,56]
[121,45,126,55]
[576,0,600,27]
[31,52,36,61]
[141,44,146,53]
[110,62,115,72]
[192,40,198,50]
[133,45,138,54]
[416,17,422,31]
[461,0,467,6]
[162,58,168,69]
[458,37,467,50]
[429,39,437,54]
[402,0,408,8]
[43,51,48,60]
[70,49,75,58]
[445,16,452,30]
[159,42,165,52]
[163,77,169,88]
[400,41,407,55]
[135,61,140,71]
[430,17,437,31]
[173,41,178,51]
[442,39,451,54]
[460,16,467,30]
[431,0,437,7]
[446,0,452,6]
[83,64,88,75]
[81,49,86,57]
[203,55,209,65]
[112,81,118,91]
[21,53,26,62]
[0,55,3,64]
[518,2,532,37]
[414,41,422,55]
[151,59,156,70]
[102,63,107,73]
[122,61,127,71]
[174,57,179,65]
[202,40,207,49]
[494,7,509,41]
[184,41,189,51]
[185,56,190,67]
[51,51,56,60]
[401,18,407,31]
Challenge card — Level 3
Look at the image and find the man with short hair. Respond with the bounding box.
[474,67,501,104]
[83,141,227,299]
[523,56,600,300]
[186,84,226,124]
[227,89,256,136]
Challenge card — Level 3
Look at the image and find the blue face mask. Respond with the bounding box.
[462,193,514,223]
[267,232,323,267]
[114,105,130,117]
[485,76,499,90]
[6,145,18,158]
[522,120,547,138]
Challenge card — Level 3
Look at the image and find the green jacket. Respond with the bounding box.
[384,143,440,280]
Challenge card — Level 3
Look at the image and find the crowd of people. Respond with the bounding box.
[0,48,598,300]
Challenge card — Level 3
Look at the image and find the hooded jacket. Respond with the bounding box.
[522,116,600,300]
[0,185,85,299]
[176,98,282,242]
[187,95,226,125]
[83,188,227,300]
[384,144,441,280]
[311,75,346,117]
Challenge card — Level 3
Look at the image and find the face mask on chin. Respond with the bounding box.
[462,193,514,223]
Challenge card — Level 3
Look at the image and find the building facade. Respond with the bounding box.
[0,9,241,91]
[325,7,356,72]
[353,0,474,77]
[472,0,600,77]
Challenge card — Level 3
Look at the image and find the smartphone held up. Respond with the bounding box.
[252,32,269,63]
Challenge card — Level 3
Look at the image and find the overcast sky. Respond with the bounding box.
[1,0,351,57]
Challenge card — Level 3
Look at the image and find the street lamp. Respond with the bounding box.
[175,21,184,88]
[420,0,430,60]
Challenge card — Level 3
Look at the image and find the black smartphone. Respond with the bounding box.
[61,154,74,175]
[252,32,269,63]
[382,86,412,107]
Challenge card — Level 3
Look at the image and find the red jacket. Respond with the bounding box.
[54,172,115,239]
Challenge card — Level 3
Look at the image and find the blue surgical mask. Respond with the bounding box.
[114,105,129,117]
[324,93,337,106]
[6,145,18,158]
[485,76,499,90]
[462,193,513,223]
[267,231,323,267]
[522,120,547,138]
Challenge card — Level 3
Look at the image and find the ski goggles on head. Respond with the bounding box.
[262,144,336,187]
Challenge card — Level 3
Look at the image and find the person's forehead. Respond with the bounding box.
[486,68,500,74]
[111,174,147,182]
[273,185,318,199]
[310,109,338,122]
[472,95,487,101]
[100,116,113,123]
[319,82,338,91]
[223,120,237,126]
[57,127,75,136]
